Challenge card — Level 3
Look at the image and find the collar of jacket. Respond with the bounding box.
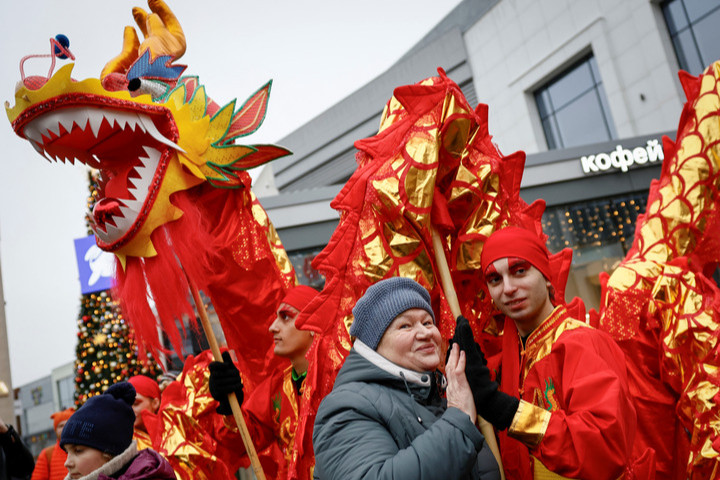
[354,340,433,387]
[63,441,138,480]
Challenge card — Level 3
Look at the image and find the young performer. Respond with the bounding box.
[127,376,161,451]
[208,285,319,479]
[453,226,654,479]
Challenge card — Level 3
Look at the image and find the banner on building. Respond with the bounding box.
[74,235,115,294]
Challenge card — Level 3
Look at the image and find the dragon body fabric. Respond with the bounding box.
[6,1,297,478]
[589,62,720,479]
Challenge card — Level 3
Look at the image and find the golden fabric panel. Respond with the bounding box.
[533,459,572,480]
[508,400,551,448]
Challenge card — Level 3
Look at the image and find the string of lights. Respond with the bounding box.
[542,192,648,261]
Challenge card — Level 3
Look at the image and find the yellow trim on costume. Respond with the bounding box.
[521,306,589,383]
[533,458,572,479]
[508,399,551,448]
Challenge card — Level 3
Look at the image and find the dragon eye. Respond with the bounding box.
[128,78,170,99]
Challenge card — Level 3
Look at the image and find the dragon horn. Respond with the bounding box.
[133,0,186,60]
[101,25,141,79]
[132,6,150,38]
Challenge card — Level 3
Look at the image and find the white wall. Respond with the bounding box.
[463,0,685,155]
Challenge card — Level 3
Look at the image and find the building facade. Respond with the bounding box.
[0,240,17,431]
[260,0,720,311]
[16,360,75,457]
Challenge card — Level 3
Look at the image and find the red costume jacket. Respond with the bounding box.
[492,304,655,479]
[223,365,311,480]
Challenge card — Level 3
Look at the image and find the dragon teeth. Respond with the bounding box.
[88,111,105,137]
[24,127,44,144]
[137,115,185,152]
[58,115,76,136]
[127,146,160,201]
[23,108,184,154]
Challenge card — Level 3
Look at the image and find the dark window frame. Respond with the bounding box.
[534,54,616,150]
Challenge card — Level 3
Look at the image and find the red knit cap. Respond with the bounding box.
[481,226,551,280]
[128,375,160,399]
[51,408,75,430]
[279,285,318,313]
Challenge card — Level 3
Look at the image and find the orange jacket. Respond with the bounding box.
[31,442,67,480]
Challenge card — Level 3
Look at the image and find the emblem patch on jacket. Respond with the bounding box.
[534,378,559,412]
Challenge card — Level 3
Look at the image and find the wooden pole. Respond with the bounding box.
[431,228,506,480]
[184,271,267,480]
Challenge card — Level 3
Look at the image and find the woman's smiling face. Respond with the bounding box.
[376,308,441,372]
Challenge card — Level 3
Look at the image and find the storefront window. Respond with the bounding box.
[662,0,720,75]
[57,376,75,410]
[535,55,616,150]
[542,192,647,310]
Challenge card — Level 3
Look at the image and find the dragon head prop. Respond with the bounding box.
[6,0,290,266]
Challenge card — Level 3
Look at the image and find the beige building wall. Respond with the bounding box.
[0,247,17,426]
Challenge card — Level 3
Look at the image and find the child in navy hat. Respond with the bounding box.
[60,381,175,480]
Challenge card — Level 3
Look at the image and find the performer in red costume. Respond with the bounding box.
[452,226,654,479]
[209,285,319,480]
[127,375,161,451]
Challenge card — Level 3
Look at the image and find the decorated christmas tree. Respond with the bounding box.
[74,172,159,405]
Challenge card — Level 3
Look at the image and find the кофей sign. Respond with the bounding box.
[580,139,664,174]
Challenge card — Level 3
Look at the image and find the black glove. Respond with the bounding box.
[208,351,244,415]
[451,315,519,430]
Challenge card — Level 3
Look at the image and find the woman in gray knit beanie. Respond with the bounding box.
[313,277,500,480]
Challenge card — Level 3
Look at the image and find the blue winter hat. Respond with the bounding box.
[60,381,136,455]
[350,277,435,350]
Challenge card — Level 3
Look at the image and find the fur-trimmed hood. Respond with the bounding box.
[64,442,175,480]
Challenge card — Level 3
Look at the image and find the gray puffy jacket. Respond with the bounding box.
[313,341,500,480]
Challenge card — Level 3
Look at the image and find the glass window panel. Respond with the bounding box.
[662,0,720,74]
[541,117,560,149]
[534,55,615,150]
[683,0,719,23]
[662,0,689,34]
[596,86,617,139]
[553,90,611,148]
[673,29,705,73]
[547,61,594,110]
[57,376,75,409]
[693,9,720,68]
[536,90,553,119]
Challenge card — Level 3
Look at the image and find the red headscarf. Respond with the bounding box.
[128,375,160,399]
[51,408,75,430]
[481,226,551,279]
[279,285,318,314]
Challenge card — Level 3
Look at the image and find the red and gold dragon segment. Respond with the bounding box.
[590,61,720,479]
